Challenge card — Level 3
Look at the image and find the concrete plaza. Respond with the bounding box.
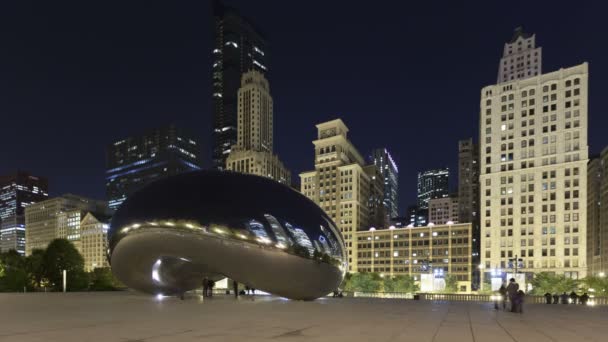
[0,292,607,342]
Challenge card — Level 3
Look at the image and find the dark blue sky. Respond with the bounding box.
[1,1,606,214]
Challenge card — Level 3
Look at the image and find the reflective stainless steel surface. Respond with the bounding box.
[108,170,346,300]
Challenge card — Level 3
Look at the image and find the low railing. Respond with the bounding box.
[344,292,608,305]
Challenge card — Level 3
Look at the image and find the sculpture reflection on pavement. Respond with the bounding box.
[108,170,346,300]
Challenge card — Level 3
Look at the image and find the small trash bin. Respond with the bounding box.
[413,294,420,300]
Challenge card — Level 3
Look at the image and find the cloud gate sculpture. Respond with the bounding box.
[108,171,346,300]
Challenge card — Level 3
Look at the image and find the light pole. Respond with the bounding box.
[369,227,376,273]
[478,264,485,292]
[62,269,67,293]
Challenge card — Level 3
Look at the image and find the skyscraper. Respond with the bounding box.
[458,138,481,288]
[105,124,201,211]
[300,119,384,271]
[370,148,399,220]
[225,71,290,184]
[212,0,268,170]
[417,168,449,209]
[480,30,588,277]
[0,171,48,254]
[497,27,542,83]
[587,148,608,277]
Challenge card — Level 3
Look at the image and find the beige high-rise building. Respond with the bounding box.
[480,61,589,278]
[80,212,111,272]
[299,119,384,272]
[497,27,542,83]
[226,70,290,184]
[429,195,459,225]
[25,194,109,256]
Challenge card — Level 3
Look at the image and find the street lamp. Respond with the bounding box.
[369,227,376,272]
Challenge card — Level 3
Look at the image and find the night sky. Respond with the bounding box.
[1,1,606,214]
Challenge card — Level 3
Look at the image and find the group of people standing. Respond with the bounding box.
[543,291,590,305]
[496,278,525,313]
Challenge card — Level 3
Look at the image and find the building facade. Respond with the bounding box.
[225,71,290,184]
[212,0,268,170]
[80,212,111,272]
[587,148,608,276]
[458,138,480,223]
[300,119,384,272]
[0,171,48,254]
[25,194,109,256]
[355,223,473,292]
[105,124,201,211]
[406,205,428,227]
[429,195,459,225]
[480,62,589,278]
[417,168,449,209]
[370,148,399,220]
[497,27,542,83]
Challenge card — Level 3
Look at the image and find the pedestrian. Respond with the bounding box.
[232,279,239,298]
[252,288,256,295]
[498,284,508,310]
[560,292,569,304]
[202,277,209,297]
[552,293,559,304]
[208,280,215,297]
[506,278,519,312]
[245,285,250,295]
[580,292,589,305]
[569,291,578,305]
[514,290,525,313]
[544,292,552,304]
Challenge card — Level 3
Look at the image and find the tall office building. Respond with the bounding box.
[80,212,112,271]
[300,119,384,271]
[106,124,201,211]
[406,205,428,227]
[429,195,459,225]
[458,139,480,223]
[25,194,109,256]
[497,27,542,83]
[212,0,268,170]
[0,171,48,254]
[370,148,399,220]
[225,71,290,184]
[587,148,608,276]
[417,168,449,209]
[458,138,481,288]
[480,38,588,279]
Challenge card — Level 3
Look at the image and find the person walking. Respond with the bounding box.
[232,279,239,298]
[514,290,525,313]
[560,292,569,304]
[569,291,578,305]
[580,292,589,305]
[544,292,552,304]
[506,278,519,312]
[498,284,508,310]
[202,277,209,297]
[552,293,559,304]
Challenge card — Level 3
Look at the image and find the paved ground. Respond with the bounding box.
[0,292,607,342]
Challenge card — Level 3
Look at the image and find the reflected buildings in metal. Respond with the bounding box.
[108,170,346,300]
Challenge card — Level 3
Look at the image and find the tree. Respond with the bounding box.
[383,275,419,293]
[344,272,382,292]
[530,272,578,295]
[443,274,459,293]
[25,249,45,289]
[42,239,88,291]
[89,267,123,290]
[580,276,608,296]
[0,250,29,292]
